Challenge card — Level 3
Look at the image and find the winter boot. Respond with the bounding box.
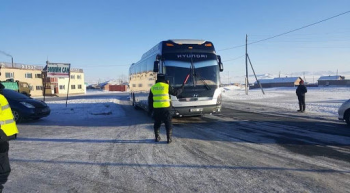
[302,105,306,112]
[297,104,303,112]
[166,130,172,144]
[154,127,161,142]
[155,134,161,142]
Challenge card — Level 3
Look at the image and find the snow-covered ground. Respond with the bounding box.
[43,86,350,123]
[222,86,350,121]
[9,86,350,193]
[46,98,125,121]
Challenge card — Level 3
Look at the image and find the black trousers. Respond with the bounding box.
[297,95,306,110]
[0,142,10,190]
[153,108,172,138]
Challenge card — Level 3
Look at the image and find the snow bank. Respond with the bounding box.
[46,98,125,121]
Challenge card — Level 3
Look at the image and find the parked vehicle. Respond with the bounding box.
[2,89,50,122]
[1,79,31,96]
[338,99,350,126]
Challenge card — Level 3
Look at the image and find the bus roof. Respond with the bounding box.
[169,39,206,44]
[140,39,215,60]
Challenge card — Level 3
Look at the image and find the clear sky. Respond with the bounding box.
[0,0,349,84]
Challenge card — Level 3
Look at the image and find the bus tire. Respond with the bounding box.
[132,95,140,110]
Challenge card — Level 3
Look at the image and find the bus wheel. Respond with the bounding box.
[132,95,139,110]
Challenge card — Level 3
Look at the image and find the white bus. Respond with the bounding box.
[129,39,224,117]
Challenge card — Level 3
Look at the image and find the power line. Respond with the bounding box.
[218,10,350,51]
[223,55,245,62]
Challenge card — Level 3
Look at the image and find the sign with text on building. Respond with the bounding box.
[46,63,71,78]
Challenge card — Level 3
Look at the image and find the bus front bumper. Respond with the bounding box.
[171,104,221,117]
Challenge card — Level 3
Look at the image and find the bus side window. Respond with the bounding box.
[147,57,153,72]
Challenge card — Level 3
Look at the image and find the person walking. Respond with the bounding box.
[296,78,307,112]
[148,74,185,144]
[0,83,19,193]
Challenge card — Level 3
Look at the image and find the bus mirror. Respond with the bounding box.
[219,62,224,72]
[217,55,224,72]
[153,61,159,72]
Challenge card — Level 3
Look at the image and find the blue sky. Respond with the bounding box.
[0,0,349,83]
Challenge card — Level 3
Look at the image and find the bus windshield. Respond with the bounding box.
[164,60,219,87]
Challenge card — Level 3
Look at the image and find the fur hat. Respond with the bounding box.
[156,74,166,82]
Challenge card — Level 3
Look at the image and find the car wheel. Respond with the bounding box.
[12,109,22,123]
[345,111,350,126]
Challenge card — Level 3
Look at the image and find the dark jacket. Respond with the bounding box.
[296,84,307,96]
[148,81,184,112]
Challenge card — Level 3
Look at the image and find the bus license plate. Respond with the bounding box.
[190,108,203,112]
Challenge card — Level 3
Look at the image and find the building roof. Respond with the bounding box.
[255,77,300,84]
[318,75,344,80]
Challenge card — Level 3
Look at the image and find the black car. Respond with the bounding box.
[2,89,51,122]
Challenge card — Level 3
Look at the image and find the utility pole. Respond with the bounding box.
[247,54,265,95]
[244,34,265,95]
[245,34,248,95]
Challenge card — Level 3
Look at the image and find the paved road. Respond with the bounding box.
[6,93,350,192]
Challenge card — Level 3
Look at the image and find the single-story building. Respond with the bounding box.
[103,84,127,91]
[318,75,350,86]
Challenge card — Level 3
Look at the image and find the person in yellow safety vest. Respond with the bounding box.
[0,83,18,193]
[148,74,184,144]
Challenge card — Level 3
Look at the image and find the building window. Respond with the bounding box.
[5,72,14,79]
[36,86,43,90]
[132,84,136,88]
[138,84,142,87]
[71,75,75,79]
[71,85,76,89]
[78,84,82,89]
[35,74,42,78]
[77,75,81,79]
[59,77,65,79]
[59,85,65,90]
[25,73,33,78]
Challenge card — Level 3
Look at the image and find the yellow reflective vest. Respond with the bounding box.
[0,94,18,137]
[151,82,170,108]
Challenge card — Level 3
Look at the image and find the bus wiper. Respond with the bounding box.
[195,73,211,90]
[190,56,195,87]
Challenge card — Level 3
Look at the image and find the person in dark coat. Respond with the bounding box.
[148,74,184,144]
[296,79,307,112]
